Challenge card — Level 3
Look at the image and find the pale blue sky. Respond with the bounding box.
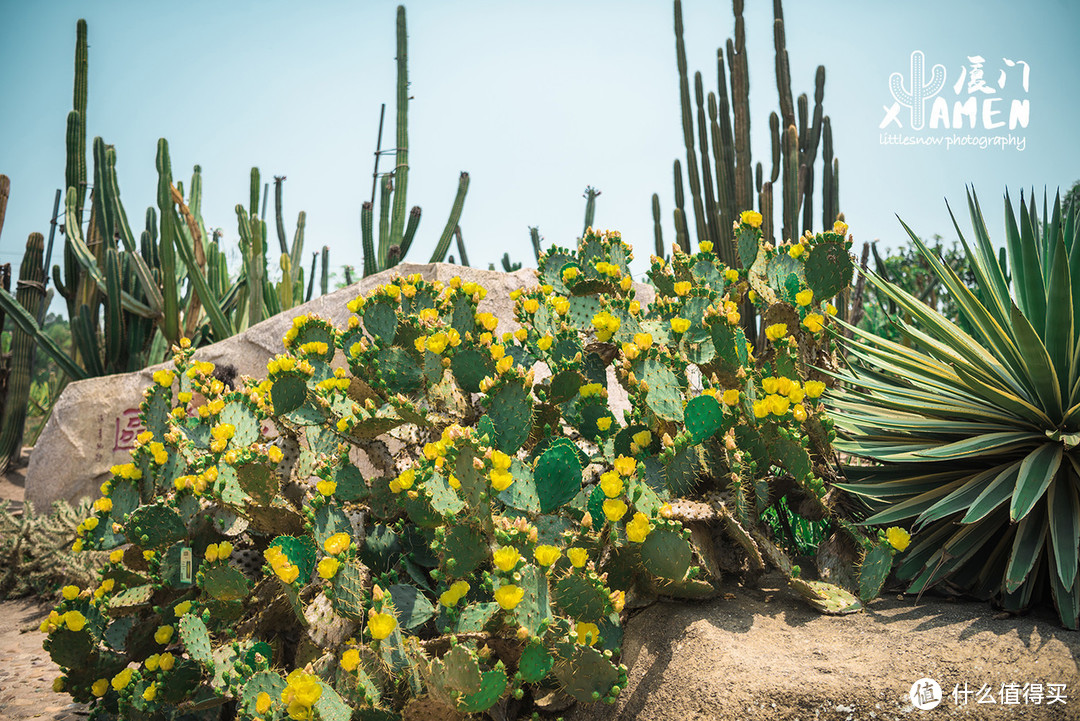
[1,0,1078,314]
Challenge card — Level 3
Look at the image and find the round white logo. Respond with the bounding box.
[910,678,943,710]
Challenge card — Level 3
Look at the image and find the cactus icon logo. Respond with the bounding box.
[888,51,946,130]
[910,678,943,711]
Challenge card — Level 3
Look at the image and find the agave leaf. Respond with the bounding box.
[860,477,967,525]
[914,463,1011,527]
[1008,304,1063,420]
[1043,234,1073,394]
[1010,442,1063,522]
[1047,469,1080,589]
[962,461,1022,524]
[1005,501,1047,593]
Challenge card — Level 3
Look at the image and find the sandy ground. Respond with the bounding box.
[3,452,1078,720]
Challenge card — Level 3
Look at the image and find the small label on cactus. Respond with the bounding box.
[180,547,193,584]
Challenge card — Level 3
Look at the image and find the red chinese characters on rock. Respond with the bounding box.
[113,408,144,452]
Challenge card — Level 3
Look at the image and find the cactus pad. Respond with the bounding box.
[788,578,864,615]
[640,358,684,422]
[684,394,723,444]
[125,502,186,548]
[239,670,286,717]
[363,299,398,343]
[534,439,583,513]
[517,637,554,683]
[804,240,852,299]
[450,347,494,393]
[387,584,436,631]
[485,382,532,453]
[330,560,370,621]
[496,458,540,514]
[200,565,251,602]
[179,613,214,666]
[553,643,622,704]
[640,526,692,581]
[271,374,308,415]
[858,544,893,601]
[554,571,613,623]
[512,564,553,635]
[438,524,488,577]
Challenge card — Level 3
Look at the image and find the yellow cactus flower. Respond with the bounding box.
[153,369,175,387]
[765,323,788,341]
[670,317,691,334]
[110,549,125,564]
[673,281,692,297]
[155,625,174,645]
[631,430,652,449]
[94,497,112,513]
[626,512,652,543]
[92,678,109,697]
[316,479,337,497]
[205,544,221,563]
[724,268,739,282]
[788,243,806,259]
[174,600,192,617]
[62,585,80,601]
[887,527,911,552]
[142,683,157,702]
[622,342,640,360]
[63,610,86,632]
[533,545,562,567]
[699,241,714,253]
[256,690,273,714]
[722,389,740,406]
[833,220,848,236]
[493,546,522,572]
[537,334,554,351]
[112,668,133,691]
[596,416,613,431]
[753,399,769,418]
[496,355,514,374]
[802,313,825,333]
[634,332,653,350]
[490,468,514,491]
[567,547,589,568]
[825,302,838,316]
[367,611,398,640]
[614,456,636,476]
[769,395,791,416]
[576,622,600,646]
[805,380,826,398]
[317,557,341,579]
[795,289,813,306]
[740,210,763,228]
[324,532,351,556]
[603,498,628,522]
[494,584,524,610]
[158,653,174,671]
[792,403,808,422]
[599,471,623,499]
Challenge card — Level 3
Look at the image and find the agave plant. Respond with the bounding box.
[830,189,1080,629]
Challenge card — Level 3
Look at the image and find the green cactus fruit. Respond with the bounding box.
[438,523,488,577]
[684,394,723,444]
[363,299,398,344]
[125,502,186,548]
[271,374,308,415]
[858,544,893,601]
[450,346,493,393]
[329,560,370,621]
[179,612,214,667]
[553,643,621,704]
[804,240,852,299]
[107,583,154,615]
[239,670,286,717]
[485,382,532,453]
[553,570,613,623]
[200,565,251,602]
[517,637,554,683]
[496,458,540,514]
[386,584,435,631]
[640,526,693,581]
[511,564,552,636]
[269,534,317,582]
[534,440,583,513]
[788,577,864,615]
[639,358,684,423]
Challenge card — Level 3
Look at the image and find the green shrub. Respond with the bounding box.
[44,219,889,719]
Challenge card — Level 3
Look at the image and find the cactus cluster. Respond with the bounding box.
[44,217,907,719]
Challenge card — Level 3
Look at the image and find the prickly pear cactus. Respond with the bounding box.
[45,219,894,720]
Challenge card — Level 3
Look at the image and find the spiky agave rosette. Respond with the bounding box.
[45,220,885,719]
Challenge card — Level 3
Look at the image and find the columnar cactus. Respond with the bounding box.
[45,217,904,719]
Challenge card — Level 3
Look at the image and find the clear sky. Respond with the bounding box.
[1,0,1078,314]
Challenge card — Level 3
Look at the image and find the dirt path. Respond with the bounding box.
[0,598,87,720]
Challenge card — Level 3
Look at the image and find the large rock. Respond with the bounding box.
[26,263,653,509]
